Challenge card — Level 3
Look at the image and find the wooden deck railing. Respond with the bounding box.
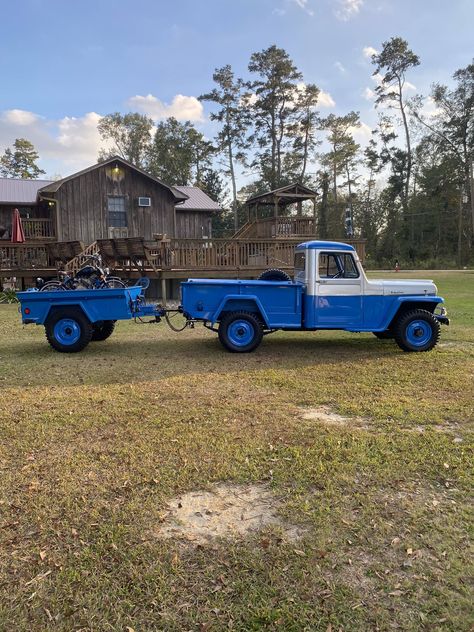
[254,216,318,238]
[0,244,51,271]
[23,218,55,240]
[160,238,299,270]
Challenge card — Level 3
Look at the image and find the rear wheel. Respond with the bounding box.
[394,309,440,352]
[91,320,116,341]
[218,311,264,353]
[45,308,93,352]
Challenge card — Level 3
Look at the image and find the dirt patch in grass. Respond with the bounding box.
[156,483,303,545]
[299,405,371,430]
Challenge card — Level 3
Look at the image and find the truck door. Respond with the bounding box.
[314,251,363,327]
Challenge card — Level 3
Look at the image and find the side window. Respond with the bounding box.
[341,254,359,278]
[294,251,305,273]
[318,252,359,279]
[108,196,127,227]
[319,253,340,278]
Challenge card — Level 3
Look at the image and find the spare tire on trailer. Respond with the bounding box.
[258,268,291,282]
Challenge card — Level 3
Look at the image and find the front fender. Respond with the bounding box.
[381,296,444,331]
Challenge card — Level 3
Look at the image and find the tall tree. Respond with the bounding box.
[147,117,214,186]
[372,37,420,240]
[199,65,249,231]
[98,112,153,167]
[287,83,320,182]
[412,60,474,243]
[0,139,45,178]
[247,45,303,189]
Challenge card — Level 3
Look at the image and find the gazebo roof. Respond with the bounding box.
[245,183,317,207]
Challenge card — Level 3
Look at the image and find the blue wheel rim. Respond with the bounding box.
[228,319,255,347]
[53,318,81,346]
[406,320,432,346]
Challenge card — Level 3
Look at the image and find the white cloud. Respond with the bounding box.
[362,46,378,59]
[350,122,372,143]
[0,109,107,173]
[318,90,336,108]
[272,7,286,15]
[334,61,346,73]
[363,87,375,100]
[2,109,40,126]
[335,0,363,21]
[127,94,204,122]
[404,81,416,92]
[291,0,314,16]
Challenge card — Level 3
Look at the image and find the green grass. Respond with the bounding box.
[0,271,473,631]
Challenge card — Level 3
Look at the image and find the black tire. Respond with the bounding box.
[258,269,291,282]
[91,320,116,341]
[105,277,126,288]
[45,308,93,353]
[40,281,65,292]
[373,330,394,340]
[218,311,264,353]
[394,309,440,352]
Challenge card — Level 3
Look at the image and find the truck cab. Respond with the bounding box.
[294,241,442,332]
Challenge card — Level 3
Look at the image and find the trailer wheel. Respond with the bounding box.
[91,320,116,341]
[394,309,440,352]
[258,269,291,282]
[218,311,264,353]
[45,308,93,353]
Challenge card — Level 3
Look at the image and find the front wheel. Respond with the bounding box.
[394,309,440,352]
[218,311,264,353]
[45,308,93,352]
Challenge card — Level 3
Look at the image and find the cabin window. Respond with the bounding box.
[294,251,306,273]
[319,252,359,279]
[107,196,127,227]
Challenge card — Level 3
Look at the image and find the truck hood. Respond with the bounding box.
[367,279,438,296]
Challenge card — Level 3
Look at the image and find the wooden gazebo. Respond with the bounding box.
[241,183,318,239]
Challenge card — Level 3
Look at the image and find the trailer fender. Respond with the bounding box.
[212,294,270,327]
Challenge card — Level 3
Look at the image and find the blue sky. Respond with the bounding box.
[0,0,472,180]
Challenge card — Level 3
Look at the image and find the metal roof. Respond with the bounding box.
[0,177,54,204]
[174,186,222,212]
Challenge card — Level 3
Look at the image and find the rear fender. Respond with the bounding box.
[212,294,269,327]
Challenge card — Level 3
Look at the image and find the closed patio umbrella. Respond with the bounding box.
[11,208,25,243]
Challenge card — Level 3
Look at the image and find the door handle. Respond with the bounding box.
[316,280,328,284]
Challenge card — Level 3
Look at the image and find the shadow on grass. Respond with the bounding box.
[2,329,406,388]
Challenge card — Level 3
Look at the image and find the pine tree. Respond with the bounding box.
[0,139,45,179]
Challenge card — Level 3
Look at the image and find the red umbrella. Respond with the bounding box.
[11,208,25,243]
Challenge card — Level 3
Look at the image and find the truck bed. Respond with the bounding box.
[181,279,304,329]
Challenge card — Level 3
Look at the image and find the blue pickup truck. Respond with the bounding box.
[17,240,448,353]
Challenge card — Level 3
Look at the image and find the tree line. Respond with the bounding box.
[1,38,473,266]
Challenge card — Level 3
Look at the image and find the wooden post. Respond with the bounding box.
[161,277,167,306]
[297,200,302,216]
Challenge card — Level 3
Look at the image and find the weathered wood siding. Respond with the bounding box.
[55,164,176,243]
[175,211,213,239]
